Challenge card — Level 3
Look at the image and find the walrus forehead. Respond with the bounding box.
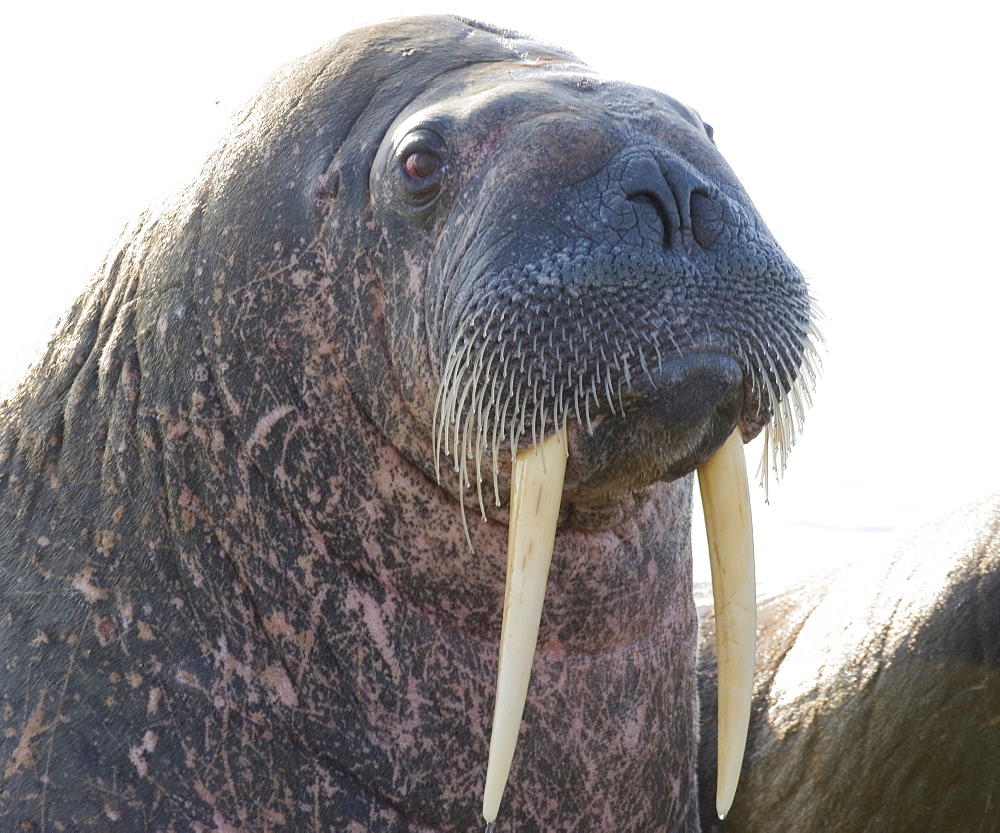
[381,63,712,165]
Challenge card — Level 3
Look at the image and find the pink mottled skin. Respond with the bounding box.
[0,14,812,832]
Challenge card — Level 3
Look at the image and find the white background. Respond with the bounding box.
[2,1,997,586]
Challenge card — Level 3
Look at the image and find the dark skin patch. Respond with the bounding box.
[0,14,810,831]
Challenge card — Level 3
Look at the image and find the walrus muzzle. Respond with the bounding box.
[566,352,744,500]
[482,428,754,823]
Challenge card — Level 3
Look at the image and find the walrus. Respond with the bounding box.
[0,15,816,831]
[697,493,1000,832]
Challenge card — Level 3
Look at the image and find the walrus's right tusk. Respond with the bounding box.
[697,427,755,819]
[482,429,567,824]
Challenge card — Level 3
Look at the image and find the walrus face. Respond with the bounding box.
[367,63,817,520]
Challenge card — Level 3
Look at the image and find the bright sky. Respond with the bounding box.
[3,1,997,586]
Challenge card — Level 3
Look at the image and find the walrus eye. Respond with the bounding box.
[405,151,440,179]
[395,128,447,207]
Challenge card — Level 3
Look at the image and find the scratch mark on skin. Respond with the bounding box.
[73,566,110,602]
[263,663,299,708]
[148,686,164,715]
[247,404,297,450]
[213,809,241,833]
[5,690,48,779]
[39,643,82,829]
[129,729,159,777]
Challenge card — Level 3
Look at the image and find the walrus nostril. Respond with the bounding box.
[622,156,681,250]
[619,155,730,253]
[629,193,674,249]
[690,189,726,249]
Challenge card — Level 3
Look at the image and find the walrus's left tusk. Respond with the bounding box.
[482,428,567,824]
[697,428,755,820]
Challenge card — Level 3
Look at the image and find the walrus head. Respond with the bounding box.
[185,15,817,829]
[358,25,816,518]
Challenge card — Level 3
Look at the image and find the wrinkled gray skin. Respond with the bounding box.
[0,16,811,831]
[698,494,1000,832]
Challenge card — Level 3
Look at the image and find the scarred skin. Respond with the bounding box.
[698,495,1000,833]
[0,16,811,831]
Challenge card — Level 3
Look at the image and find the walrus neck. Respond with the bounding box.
[183,352,699,659]
[312,405,699,655]
[136,325,701,829]
[223,409,702,831]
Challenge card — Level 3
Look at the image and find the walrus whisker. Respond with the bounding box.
[584,387,596,435]
[802,321,825,382]
[472,340,502,513]
[621,351,633,391]
[456,463,474,550]
[537,399,550,475]
[433,341,455,472]
[797,337,820,393]
[434,330,472,483]
[776,323,821,430]
[769,325,806,397]
[666,329,685,362]
[787,380,807,438]
[611,343,623,379]
[573,381,583,429]
[757,344,820,494]
[639,343,656,384]
[589,377,600,426]
[604,365,616,415]
[473,394,492,518]
[446,386,467,472]
[451,370,479,470]
[758,424,773,496]
[761,372,785,455]
[756,381,783,496]
[766,338,798,419]
[442,335,476,432]
[462,411,476,489]
[514,385,527,461]
[491,387,517,506]
[652,334,664,369]
[528,382,539,452]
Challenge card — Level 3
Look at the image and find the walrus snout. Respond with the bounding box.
[563,351,743,500]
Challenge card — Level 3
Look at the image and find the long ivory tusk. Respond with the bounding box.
[697,427,755,820]
[482,428,568,824]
